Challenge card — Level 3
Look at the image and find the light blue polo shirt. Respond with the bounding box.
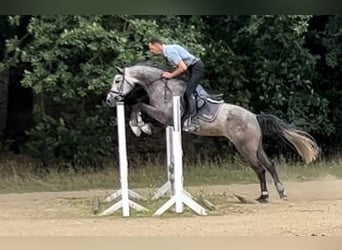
[162,44,199,67]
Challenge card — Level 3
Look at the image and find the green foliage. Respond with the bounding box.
[323,16,342,69]
[6,16,118,99]
[202,15,333,134]
[1,15,342,167]
[2,15,208,167]
[310,16,342,145]
[24,104,114,169]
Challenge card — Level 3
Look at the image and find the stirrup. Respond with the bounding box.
[183,117,200,132]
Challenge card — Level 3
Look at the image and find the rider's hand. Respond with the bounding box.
[162,72,173,79]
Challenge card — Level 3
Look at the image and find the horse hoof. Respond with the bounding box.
[140,123,152,135]
[255,195,269,203]
[129,121,142,137]
[256,198,268,203]
[278,190,287,200]
[280,194,288,201]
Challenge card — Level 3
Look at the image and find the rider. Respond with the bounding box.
[147,38,204,132]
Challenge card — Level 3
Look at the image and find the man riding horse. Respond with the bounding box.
[148,38,204,132]
[106,62,320,202]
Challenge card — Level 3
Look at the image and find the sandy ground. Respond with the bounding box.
[1,179,342,236]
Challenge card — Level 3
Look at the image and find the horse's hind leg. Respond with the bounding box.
[232,129,287,201]
[257,143,287,199]
[251,163,269,202]
[234,142,269,203]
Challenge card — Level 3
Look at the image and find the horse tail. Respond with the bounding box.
[256,113,320,164]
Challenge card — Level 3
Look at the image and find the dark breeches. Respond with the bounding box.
[184,61,204,110]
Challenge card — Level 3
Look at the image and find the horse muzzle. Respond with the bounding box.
[106,92,124,107]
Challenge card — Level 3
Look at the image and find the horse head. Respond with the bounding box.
[106,64,165,107]
[106,66,140,107]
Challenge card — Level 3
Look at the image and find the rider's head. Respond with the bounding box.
[148,38,163,55]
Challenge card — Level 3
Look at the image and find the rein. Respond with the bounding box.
[147,75,172,102]
[161,78,171,102]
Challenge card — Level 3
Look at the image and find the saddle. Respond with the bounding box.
[193,85,224,122]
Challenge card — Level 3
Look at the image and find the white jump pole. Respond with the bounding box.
[153,96,207,216]
[100,101,148,217]
[152,126,173,200]
[153,126,195,200]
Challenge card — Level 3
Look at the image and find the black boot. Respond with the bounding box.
[183,96,199,132]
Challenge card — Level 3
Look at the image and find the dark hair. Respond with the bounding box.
[148,38,163,45]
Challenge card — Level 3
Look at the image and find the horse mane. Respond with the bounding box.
[121,59,170,71]
[118,59,188,83]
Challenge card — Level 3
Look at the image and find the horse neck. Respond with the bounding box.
[129,65,185,103]
[130,65,163,94]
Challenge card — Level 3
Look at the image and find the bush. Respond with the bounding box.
[24,104,114,170]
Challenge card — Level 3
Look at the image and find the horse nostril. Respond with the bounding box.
[106,94,115,107]
[114,95,123,102]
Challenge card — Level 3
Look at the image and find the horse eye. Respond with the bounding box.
[115,79,121,83]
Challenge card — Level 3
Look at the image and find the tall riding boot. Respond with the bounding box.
[184,96,199,132]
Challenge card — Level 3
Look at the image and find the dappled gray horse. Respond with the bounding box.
[106,64,320,202]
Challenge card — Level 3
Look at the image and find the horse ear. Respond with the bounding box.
[116,66,123,74]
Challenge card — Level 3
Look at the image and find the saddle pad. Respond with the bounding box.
[196,102,223,122]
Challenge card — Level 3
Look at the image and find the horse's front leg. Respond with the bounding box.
[136,111,152,135]
[130,102,170,137]
[129,106,142,137]
[129,103,152,137]
[139,102,171,126]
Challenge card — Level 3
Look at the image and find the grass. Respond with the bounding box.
[1,155,342,194]
[40,189,245,219]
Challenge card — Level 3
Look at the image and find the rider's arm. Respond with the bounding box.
[169,60,187,77]
[163,50,188,78]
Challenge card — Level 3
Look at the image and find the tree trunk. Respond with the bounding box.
[0,68,9,138]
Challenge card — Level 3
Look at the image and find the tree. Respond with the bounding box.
[4,15,206,167]
[202,15,333,136]
[2,15,341,166]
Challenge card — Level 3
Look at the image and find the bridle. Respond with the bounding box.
[109,68,135,97]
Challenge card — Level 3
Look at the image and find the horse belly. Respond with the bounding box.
[195,117,227,136]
